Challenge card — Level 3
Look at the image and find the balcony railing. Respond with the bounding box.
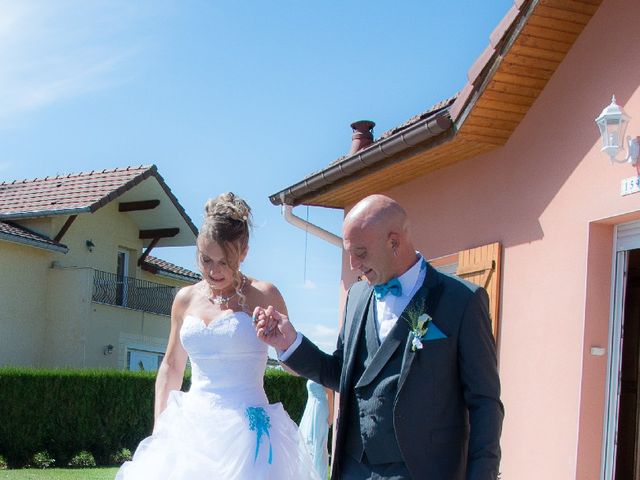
[92,270,177,316]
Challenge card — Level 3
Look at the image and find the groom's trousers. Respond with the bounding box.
[340,452,411,480]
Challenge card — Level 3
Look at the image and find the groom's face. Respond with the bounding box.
[343,223,395,286]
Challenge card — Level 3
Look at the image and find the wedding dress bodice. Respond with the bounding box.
[180,311,269,406]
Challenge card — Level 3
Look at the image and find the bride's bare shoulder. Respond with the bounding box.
[177,281,204,300]
[172,281,204,312]
[244,276,286,310]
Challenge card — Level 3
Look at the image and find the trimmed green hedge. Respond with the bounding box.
[0,367,306,467]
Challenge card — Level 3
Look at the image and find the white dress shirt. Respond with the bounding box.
[280,253,426,360]
[375,253,425,343]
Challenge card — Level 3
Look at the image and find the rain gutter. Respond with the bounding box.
[270,110,453,207]
[0,207,91,220]
[0,232,68,254]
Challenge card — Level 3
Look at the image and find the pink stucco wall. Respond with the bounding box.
[339,0,640,477]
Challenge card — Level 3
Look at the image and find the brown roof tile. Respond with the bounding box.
[143,255,201,282]
[378,96,457,140]
[324,96,457,169]
[0,220,68,252]
[0,165,155,219]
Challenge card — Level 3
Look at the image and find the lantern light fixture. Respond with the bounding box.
[595,95,639,165]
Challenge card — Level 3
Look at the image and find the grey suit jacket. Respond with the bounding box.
[285,262,504,480]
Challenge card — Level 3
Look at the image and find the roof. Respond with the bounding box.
[0,220,68,253]
[142,255,201,283]
[270,0,604,208]
[0,165,199,248]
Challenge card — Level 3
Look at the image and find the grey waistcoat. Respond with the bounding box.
[343,296,407,465]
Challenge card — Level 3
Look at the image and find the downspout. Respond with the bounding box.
[280,199,342,248]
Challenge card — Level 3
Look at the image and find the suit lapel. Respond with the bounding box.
[398,263,444,393]
[356,266,437,389]
[355,304,411,388]
[341,285,373,393]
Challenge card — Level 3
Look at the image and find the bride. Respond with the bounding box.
[116,193,320,480]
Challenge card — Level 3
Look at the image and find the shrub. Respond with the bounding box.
[0,455,7,469]
[0,368,156,466]
[0,367,306,466]
[68,450,96,468]
[110,447,132,464]
[30,451,55,469]
[264,368,307,423]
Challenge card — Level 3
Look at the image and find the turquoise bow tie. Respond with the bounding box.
[373,277,402,300]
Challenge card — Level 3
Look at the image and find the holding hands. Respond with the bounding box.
[253,305,298,352]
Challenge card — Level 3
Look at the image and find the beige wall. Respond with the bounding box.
[1,199,193,368]
[339,0,640,477]
[90,303,171,369]
[50,202,142,274]
[42,266,94,367]
[0,241,60,366]
[40,265,174,369]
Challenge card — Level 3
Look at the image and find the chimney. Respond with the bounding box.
[349,120,375,155]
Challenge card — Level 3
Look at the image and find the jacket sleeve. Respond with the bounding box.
[283,286,355,392]
[458,287,504,480]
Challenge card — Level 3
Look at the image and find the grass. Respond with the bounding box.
[0,468,119,480]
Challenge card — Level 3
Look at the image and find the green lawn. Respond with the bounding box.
[0,468,119,480]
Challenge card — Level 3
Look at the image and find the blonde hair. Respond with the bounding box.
[199,192,252,308]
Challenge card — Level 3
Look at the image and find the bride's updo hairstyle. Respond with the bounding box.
[199,192,252,300]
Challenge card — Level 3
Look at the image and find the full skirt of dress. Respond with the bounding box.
[116,390,320,480]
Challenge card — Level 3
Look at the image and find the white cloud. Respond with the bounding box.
[302,279,316,289]
[299,323,339,353]
[0,0,151,123]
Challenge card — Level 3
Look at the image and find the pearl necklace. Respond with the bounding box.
[208,275,246,307]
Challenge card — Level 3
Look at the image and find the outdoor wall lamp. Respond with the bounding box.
[86,239,95,252]
[103,344,114,355]
[595,95,640,165]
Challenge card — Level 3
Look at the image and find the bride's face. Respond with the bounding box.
[198,238,235,292]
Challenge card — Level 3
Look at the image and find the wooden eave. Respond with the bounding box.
[289,0,603,209]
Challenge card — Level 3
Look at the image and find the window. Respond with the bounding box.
[127,348,164,372]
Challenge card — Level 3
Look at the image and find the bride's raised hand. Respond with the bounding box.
[253,305,297,351]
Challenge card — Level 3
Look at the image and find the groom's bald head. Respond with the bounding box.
[343,195,416,285]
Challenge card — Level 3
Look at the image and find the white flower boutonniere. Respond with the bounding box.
[408,312,432,352]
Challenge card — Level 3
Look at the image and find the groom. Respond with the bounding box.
[255,194,503,479]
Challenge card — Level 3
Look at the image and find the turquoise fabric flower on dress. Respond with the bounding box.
[246,407,273,464]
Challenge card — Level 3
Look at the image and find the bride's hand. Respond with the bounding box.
[252,305,297,352]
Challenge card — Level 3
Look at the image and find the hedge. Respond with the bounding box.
[0,367,306,467]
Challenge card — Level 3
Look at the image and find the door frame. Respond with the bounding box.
[602,220,640,479]
[116,249,130,307]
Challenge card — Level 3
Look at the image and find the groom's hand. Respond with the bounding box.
[253,305,297,352]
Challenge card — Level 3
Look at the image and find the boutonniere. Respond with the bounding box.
[407,312,432,351]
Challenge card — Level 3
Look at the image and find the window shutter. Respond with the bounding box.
[455,242,501,340]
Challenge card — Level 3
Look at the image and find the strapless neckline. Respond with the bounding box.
[184,310,253,329]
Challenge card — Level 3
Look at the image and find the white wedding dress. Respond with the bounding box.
[116,312,320,480]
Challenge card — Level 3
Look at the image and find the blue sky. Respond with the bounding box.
[0,0,512,352]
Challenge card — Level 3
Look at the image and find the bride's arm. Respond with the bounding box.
[153,287,189,428]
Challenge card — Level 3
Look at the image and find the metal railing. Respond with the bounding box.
[92,270,177,316]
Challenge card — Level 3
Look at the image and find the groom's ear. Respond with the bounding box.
[387,231,399,249]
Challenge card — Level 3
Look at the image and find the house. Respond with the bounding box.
[270,0,640,478]
[0,165,200,371]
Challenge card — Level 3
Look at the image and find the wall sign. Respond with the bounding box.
[621,175,640,196]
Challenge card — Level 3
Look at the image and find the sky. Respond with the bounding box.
[0,0,513,353]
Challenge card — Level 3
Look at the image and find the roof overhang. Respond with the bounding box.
[116,176,197,248]
[269,0,603,209]
[0,166,198,248]
[0,221,69,253]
